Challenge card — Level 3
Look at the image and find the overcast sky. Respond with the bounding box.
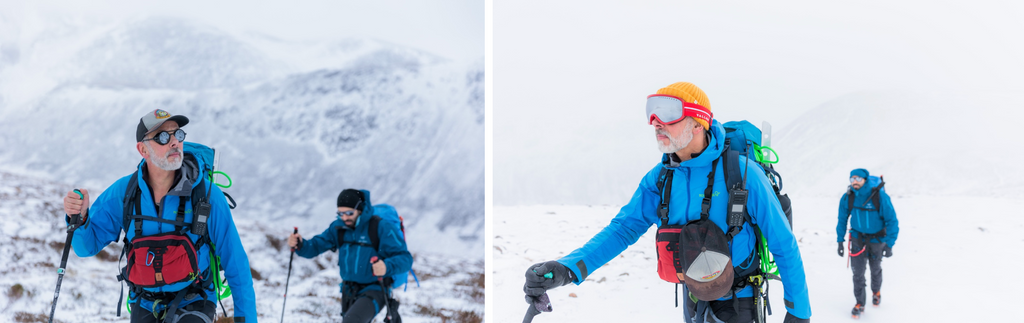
[494,0,1024,205]
[0,0,483,63]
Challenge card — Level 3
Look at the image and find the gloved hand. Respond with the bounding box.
[524,261,574,299]
[783,312,809,323]
[882,245,893,258]
[837,242,844,257]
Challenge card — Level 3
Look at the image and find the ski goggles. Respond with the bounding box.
[850,176,865,183]
[646,94,712,126]
[142,129,186,145]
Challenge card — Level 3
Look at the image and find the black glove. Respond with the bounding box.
[783,312,809,323]
[837,242,844,257]
[882,245,893,258]
[524,261,574,299]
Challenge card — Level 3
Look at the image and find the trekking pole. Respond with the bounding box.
[49,189,83,323]
[281,227,297,323]
[370,256,392,322]
[523,292,552,323]
[523,271,554,323]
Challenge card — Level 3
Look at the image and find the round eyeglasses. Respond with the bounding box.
[143,129,186,145]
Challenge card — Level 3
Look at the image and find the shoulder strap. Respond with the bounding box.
[846,189,854,216]
[122,172,142,240]
[368,215,382,251]
[720,140,748,239]
[335,216,382,250]
[656,167,674,227]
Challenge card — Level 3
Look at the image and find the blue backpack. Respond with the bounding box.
[846,175,886,213]
[367,204,420,290]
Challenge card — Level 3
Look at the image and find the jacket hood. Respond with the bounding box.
[661,119,726,169]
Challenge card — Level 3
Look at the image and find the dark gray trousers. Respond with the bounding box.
[850,239,885,306]
[341,290,387,323]
[682,285,756,323]
[130,300,215,323]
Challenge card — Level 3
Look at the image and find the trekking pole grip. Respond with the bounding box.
[371,256,383,282]
[291,227,298,251]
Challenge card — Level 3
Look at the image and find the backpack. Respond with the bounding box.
[115,142,235,319]
[845,175,887,244]
[847,175,885,214]
[337,204,420,290]
[653,121,788,319]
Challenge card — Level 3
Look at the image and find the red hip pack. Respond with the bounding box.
[125,232,201,288]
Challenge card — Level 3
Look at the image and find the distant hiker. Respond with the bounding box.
[837,168,899,319]
[287,189,413,323]
[60,109,257,323]
[523,82,811,323]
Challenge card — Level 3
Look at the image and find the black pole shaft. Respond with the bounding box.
[523,304,541,323]
[281,227,297,323]
[378,278,391,321]
[48,213,79,323]
[371,256,391,321]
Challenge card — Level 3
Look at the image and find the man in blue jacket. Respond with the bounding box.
[287,189,413,323]
[61,109,257,323]
[523,82,811,323]
[836,168,899,318]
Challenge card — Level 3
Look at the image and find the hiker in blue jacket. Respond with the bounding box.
[836,168,899,318]
[523,82,811,323]
[287,189,413,323]
[61,109,257,323]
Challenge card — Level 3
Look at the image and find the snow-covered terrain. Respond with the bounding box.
[0,171,483,322]
[494,196,1023,322]
[0,14,482,323]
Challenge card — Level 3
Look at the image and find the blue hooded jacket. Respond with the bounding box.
[295,190,413,294]
[556,120,812,319]
[67,143,258,321]
[836,173,899,247]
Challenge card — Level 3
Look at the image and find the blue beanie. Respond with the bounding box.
[850,168,869,179]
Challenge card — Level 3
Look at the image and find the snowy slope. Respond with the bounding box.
[493,197,1022,322]
[775,91,1024,199]
[0,16,484,256]
[0,171,483,322]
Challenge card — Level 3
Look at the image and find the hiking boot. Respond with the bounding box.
[872,291,881,307]
[851,304,864,319]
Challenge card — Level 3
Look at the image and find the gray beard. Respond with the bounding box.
[144,142,183,171]
[657,128,693,154]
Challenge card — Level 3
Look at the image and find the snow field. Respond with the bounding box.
[493,195,1023,322]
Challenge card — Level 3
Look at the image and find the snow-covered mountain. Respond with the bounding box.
[0,16,484,255]
[0,170,483,322]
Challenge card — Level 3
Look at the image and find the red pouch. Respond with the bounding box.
[655,225,685,283]
[126,232,200,288]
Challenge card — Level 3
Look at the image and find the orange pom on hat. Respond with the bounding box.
[655,82,711,129]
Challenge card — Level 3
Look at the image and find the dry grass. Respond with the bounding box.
[266,234,284,252]
[13,312,47,323]
[412,304,482,323]
[250,267,263,281]
[7,283,25,300]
